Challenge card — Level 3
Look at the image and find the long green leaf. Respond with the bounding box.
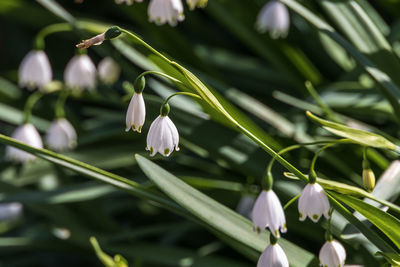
[135,154,317,267]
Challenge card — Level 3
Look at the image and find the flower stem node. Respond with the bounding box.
[160,103,170,116]
[105,26,122,40]
[257,243,289,267]
[298,183,330,223]
[252,190,286,238]
[146,114,179,157]
[319,240,346,267]
[133,76,146,94]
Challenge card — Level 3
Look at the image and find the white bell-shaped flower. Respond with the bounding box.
[257,243,289,267]
[115,0,142,4]
[146,112,179,157]
[298,183,330,222]
[148,0,185,26]
[319,240,346,267]
[45,118,77,151]
[252,190,286,238]
[19,50,52,90]
[186,0,207,10]
[6,123,43,163]
[256,0,290,38]
[126,93,146,133]
[98,57,121,85]
[0,203,23,221]
[64,54,97,90]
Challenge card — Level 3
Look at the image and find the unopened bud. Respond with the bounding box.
[105,26,121,40]
[133,76,146,93]
[362,168,375,192]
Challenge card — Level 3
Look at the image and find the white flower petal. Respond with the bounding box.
[148,0,185,26]
[126,93,146,132]
[146,115,180,157]
[257,243,289,267]
[256,0,290,38]
[19,50,52,90]
[98,57,120,85]
[64,54,97,90]
[319,240,346,267]
[45,119,77,151]
[6,123,43,163]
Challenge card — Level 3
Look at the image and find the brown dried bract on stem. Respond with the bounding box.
[76,33,105,49]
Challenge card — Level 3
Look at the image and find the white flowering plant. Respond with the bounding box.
[1,0,400,266]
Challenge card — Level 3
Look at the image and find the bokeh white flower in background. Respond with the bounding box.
[98,57,121,85]
[186,0,207,10]
[6,123,43,163]
[0,203,23,221]
[252,190,286,238]
[45,118,77,151]
[146,114,179,156]
[148,0,185,26]
[19,50,52,90]
[115,0,142,5]
[126,92,146,133]
[257,243,289,267]
[64,54,97,90]
[319,240,346,267]
[236,194,255,219]
[256,0,290,38]
[298,183,330,222]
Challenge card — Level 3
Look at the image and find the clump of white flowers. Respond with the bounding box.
[64,54,97,90]
[256,0,290,38]
[45,118,77,152]
[146,103,180,157]
[6,123,43,163]
[19,50,52,90]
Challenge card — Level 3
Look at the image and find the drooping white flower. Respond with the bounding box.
[257,243,289,267]
[64,54,97,90]
[146,115,179,156]
[19,50,52,90]
[252,190,286,238]
[319,240,346,267]
[115,0,142,5]
[126,93,146,133]
[186,0,207,10]
[298,183,330,222]
[45,118,77,151]
[0,203,23,221]
[148,0,185,26]
[98,57,121,85]
[256,0,290,39]
[6,123,43,163]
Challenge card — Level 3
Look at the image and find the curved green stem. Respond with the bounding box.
[34,23,73,50]
[55,90,70,118]
[137,70,184,85]
[283,194,300,210]
[23,91,44,123]
[163,92,202,106]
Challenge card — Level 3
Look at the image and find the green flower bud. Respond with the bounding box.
[133,76,146,93]
[160,103,170,116]
[362,168,375,192]
[105,26,121,40]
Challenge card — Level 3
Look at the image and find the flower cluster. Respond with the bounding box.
[114,0,207,26]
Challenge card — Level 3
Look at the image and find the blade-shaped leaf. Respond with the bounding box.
[135,154,317,266]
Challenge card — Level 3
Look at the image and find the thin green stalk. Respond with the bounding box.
[23,91,44,123]
[283,194,300,210]
[163,92,203,106]
[305,81,339,122]
[35,23,73,50]
[137,70,184,85]
[55,90,69,118]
